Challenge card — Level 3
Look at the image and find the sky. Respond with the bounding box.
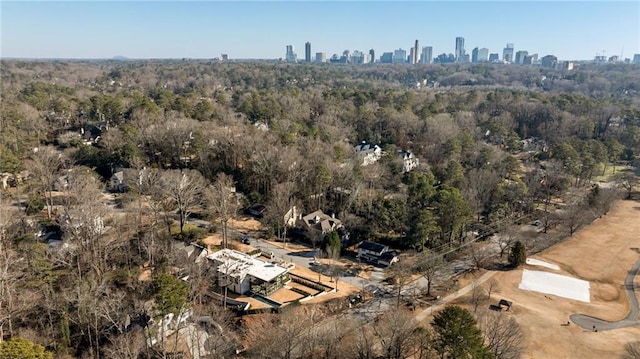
[1,1,639,61]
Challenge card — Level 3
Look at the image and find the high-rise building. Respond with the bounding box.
[305,42,311,63]
[221,54,229,61]
[541,55,558,68]
[409,48,416,65]
[515,50,528,65]
[315,52,326,63]
[285,45,297,63]
[393,49,407,63]
[633,54,640,64]
[455,37,465,62]
[478,48,489,62]
[489,53,500,62]
[381,52,393,63]
[471,47,479,63]
[523,54,537,65]
[420,46,433,63]
[503,43,514,62]
[413,40,419,64]
[351,50,366,64]
[369,49,375,63]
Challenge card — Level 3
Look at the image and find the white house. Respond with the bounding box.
[397,150,419,173]
[354,142,383,166]
[207,249,290,296]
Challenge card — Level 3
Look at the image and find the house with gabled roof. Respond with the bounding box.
[354,142,383,166]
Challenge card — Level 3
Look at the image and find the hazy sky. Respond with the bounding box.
[2,1,639,60]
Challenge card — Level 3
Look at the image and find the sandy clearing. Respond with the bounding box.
[271,288,306,303]
[519,269,590,303]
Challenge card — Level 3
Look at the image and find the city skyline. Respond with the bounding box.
[1,1,639,60]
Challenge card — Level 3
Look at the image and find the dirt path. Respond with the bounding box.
[570,258,640,331]
[414,270,496,322]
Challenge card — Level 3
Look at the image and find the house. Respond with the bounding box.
[357,241,399,266]
[397,150,419,173]
[207,249,290,296]
[110,171,125,192]
[301,210,343,235]
[354,142,383,166]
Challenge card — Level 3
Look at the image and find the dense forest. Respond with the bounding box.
[1,60,639,358]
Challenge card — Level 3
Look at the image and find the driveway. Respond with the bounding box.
[570,258,640,331]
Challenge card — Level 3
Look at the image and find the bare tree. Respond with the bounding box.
[161,169,206,235]
[208,173,239,249]
[496,228,518,259]
[416,253,444,297]
[371,309,421,359]
[28,146,67,219]
[485,279,501,301]
[615,172,639,199]
[477,309,524,359]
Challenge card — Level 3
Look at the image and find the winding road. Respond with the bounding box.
[570,258,640,331]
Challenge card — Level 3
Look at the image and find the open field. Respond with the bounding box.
[426,199,640,358]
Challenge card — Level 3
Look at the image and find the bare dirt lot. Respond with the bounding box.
[447,200,640,358]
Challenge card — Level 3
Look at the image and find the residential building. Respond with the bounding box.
[354,142,383,166]
[541,55,558,68]
[471,47,479,63]
[413,39,419,64]
[503,43,514,62]
[285,45,297,63]
[420,46,433,63]
[397,150,419,173]
[409,48,416,64]
[455,37,465,62]
[301,210,343,236]
[315,52,326,63]
[478,48,489,62]
[609,55,619,63]
[489,53,500,62]
[207,249,290,296]
[633,54,640,64]
[515,50,528,65]
[305,42,311,63]
[561,61,574,71]
[381,52,393,63]
[357,241,399,266]
[393,49,407,63]
[369,49,375,63]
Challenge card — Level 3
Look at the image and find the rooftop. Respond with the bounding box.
[207,249,288,282]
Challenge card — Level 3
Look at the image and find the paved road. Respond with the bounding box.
[570,258,640,331]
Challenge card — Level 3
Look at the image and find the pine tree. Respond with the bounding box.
[509,241,527,268]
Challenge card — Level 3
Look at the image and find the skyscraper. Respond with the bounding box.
[541,55,558,68]
[515,50,528,65]
[409,48,416,65]
[455,37,465,62]
[471,47,479,63]
[503,43,514,62]
[305,42,311,63]
[413,40,419,64]
[285,45,297,63]
[369,49,375,63]
[381,52,393,63]
[478,48,489,62]
[393,49,407,63]
[489,53,499,62]
[421,46,433,63]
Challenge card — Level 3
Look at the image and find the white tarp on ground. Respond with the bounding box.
[526,258,560,270]
[519,269,590,303]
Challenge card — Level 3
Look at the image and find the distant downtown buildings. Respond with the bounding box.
[279,38,639,67]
